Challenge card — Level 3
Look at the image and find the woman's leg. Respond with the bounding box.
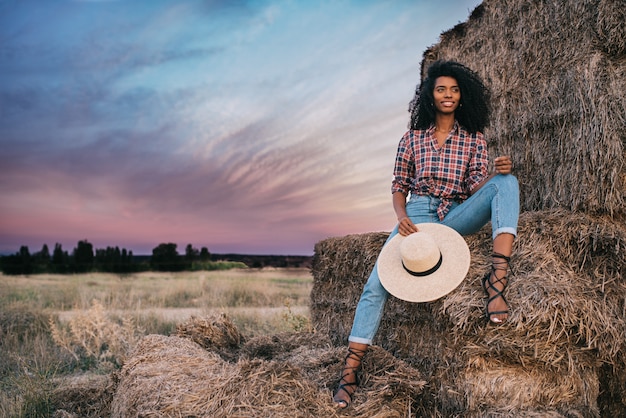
[332,235,393,408]
[443,174,519,322]
[332,341,368,408]
[334,196,436,408]
[333,234,395,408]
[346,195,438,345]
[486,232,514,322]
[442,175,519,238]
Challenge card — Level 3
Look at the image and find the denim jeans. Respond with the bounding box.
[348,174,519,344]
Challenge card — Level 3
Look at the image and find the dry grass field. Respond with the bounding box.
[0,268,313,417]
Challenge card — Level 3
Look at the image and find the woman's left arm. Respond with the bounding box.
[493,156,513,175]
[471,155,513,194]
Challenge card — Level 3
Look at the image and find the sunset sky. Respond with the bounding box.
[0,0,481,256]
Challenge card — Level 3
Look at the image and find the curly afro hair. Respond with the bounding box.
[408,60,491,134]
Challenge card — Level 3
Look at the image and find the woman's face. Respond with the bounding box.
[433,76,461,115]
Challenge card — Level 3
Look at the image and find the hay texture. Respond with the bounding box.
[419,0,626,219]
[50,373,116,418]
[111,318,425,418]
[311,210,626,416]
[175,313,244,361]
[298,0,626,414]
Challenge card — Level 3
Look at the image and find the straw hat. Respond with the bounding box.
[377,223,470,302]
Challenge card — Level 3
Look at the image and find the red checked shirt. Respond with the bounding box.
[391,122,489,220]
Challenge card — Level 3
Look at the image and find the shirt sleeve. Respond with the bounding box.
[391,131,414,195]
[466,133,489,193]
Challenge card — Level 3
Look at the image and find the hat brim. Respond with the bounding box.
[377,223,470,302]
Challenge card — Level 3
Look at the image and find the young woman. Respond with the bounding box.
[332,60,520,409]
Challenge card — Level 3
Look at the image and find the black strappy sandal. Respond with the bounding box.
[333,346,367,409]
[482,252,512,324]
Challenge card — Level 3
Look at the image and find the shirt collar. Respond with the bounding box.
[427,120,460,135]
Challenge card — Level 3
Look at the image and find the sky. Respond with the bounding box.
[0,0,481,256]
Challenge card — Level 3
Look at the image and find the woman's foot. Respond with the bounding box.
[482,253,511,323]
[333,343,367,409]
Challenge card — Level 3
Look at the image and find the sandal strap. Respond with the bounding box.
[491,252,513,274]
[483,253,513,321]
[346,346,367,363]
[334,346,367,407]
[339,346,366,381]
[487,252,512,288]
[334,381,358,407]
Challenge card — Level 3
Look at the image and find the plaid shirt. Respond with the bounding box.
[391,122,489,220]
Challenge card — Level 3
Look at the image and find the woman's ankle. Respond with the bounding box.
[346,342,368,364]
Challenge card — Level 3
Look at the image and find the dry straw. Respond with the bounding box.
[51,373,116,417]
[311,210,626,416]
[110,326,426,418]
[421,0,625,220]
[374,0,624,413]
[175,313,244,361]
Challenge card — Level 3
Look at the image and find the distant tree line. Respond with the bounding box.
[149,243,212,272]
[0,241,215,275]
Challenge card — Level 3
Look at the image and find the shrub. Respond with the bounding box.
[49,300,139,370]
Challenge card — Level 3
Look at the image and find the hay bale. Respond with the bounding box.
[239,331,332,360]
[423,3,624,411]
[310,232,389,345]
[51,373,116,418]
[310,210,626,415]
[598,362,626,418]
[175,313,244,361]
[460,357,599,417]
[443,210,626,366]
[111,326,426,417]
[595,0,626,57]
[421,0,626,219]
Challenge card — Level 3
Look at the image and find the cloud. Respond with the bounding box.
[0,0,482,255]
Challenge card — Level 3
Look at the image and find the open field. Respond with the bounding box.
[0,268,313,417]
[1,268,312,328]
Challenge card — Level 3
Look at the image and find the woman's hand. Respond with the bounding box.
[494,156,513,175]
[471,156,514,196]
[398,216,419,236]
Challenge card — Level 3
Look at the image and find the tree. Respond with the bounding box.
[94,246,134,273]
[38,244,50,262]
[0,246,33,275]
[73,240,94,273]
[185,244,199,261]
[112,246,121,272]
[151,243,184,272]
[18,245,33,274]
[52,243,69,273]
[200,247,211,261]
[33,243,51,273]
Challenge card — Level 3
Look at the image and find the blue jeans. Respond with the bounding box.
[348,174,520,344]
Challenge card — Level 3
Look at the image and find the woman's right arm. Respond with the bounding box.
[393,191,418,236]
[392,132,419,236]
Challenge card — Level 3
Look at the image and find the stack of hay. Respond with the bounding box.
[420,0,626,220]
[311,210,626,416]
[362,1,625,414]
[312,0,626,414]
[110,315,426,417]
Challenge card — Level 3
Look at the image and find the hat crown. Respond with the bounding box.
[400,231,441,274]
[378,223,470,302]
